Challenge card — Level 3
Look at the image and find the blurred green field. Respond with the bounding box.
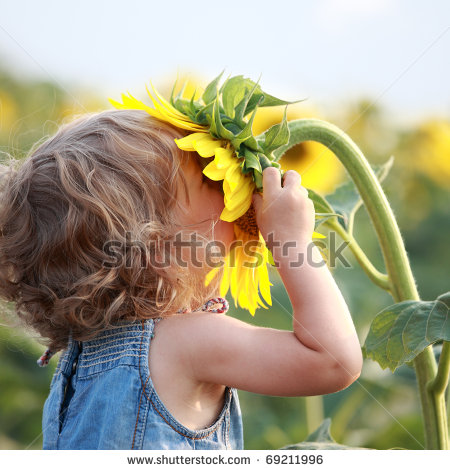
[0,67,449,449]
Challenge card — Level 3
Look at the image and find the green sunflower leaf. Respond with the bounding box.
[246,90,303,117]
[280,419,370,450]
[306,189,342,228]
[210,95,235,140]
[195,101,214,125]
[307,188,334,213]
[171,98,190,116]
[222,76,249,119]
[259,154,273,171]
[231,96,264,150]
[363,292,450,372]
[171,93,203,121]
[202,70,225,105]
[189,89,199,117]
[223,75,303,120]
[243,148,262,173]
[244,136,260,151]
[223,121,242,135]
[234,77,262,124]
[304,418,335,443]
[325,156,394,231]
[261,106,290,155]
[259,92,305,109]
[253,170,263,189]
[170,77,185,106]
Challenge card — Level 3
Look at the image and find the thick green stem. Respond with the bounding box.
[273,119,446,449]
[304,395,325,435]
[328,218,390,292]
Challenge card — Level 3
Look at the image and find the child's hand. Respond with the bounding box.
[252,168,315,249]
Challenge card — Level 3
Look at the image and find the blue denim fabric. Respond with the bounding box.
[42,318,244,449]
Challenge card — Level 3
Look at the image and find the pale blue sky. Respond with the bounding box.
[1,0,449,124]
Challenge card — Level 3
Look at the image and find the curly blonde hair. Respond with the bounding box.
[0,109,221,353]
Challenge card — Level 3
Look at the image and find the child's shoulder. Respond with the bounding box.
[148,312,230,430]
[149,311,233,379]
[151,311,258,368]
[154,311,245,345]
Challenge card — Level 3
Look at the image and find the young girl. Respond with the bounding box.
[0,109,362,450]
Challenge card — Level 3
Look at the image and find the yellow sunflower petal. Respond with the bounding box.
[253,267,269,310]
[193,138,224,158]
[220,225,275,315]
[175,133,211,151]
[236,256,250,310]
[224,180,254,211]
[161,114,207,132]
[205,266,220,286]
[145,83,195,124]
[245,280,257,315]
[108,97,129,110]
[220,197,253,222]
[224,163,243,191]
[109,93,159,117]
[238,270,251,311]
[112,91,205,132]
[219,260,230,298]
[203,161,227,181]
[312,231,326,239]
[257,257,272,306]
[229,246,242,306]
[247,264,260,313]
[122,93,144,108]
[147,81,187,120]
[214,147,236,169]
[245,242,267,312]
[118,92,166,120]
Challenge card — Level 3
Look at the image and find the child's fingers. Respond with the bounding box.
[262,167,281,199]
[252,192,263,214]
[282,170,301,189]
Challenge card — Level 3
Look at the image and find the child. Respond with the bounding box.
[0,109,362,450]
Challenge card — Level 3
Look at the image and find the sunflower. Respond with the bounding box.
[109,73,325,315]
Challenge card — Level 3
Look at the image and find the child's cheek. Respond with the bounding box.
[204,185,235,249]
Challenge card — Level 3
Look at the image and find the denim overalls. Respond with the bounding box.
[42,318,244,449]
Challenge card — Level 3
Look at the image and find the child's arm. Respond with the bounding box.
[162,168,362,397]
[252,168,363,375]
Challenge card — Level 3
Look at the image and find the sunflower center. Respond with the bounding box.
[235,204,259,238]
